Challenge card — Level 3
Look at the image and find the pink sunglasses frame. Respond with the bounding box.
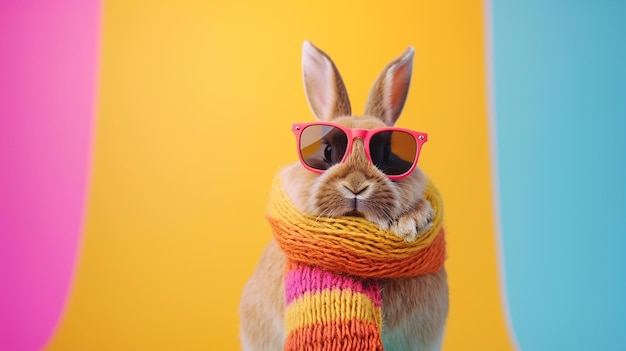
[292,121,428,180]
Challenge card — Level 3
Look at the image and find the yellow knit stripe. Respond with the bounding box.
[267,176,443,258]
[285,289,383,334]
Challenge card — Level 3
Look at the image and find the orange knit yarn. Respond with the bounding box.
[267,177,446,279]
[269,217,445,279]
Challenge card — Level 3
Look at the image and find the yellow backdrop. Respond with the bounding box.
[46,1,515,350]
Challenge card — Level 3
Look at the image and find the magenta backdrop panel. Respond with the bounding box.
[0,2,101,350]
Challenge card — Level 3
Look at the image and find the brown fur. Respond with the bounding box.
[240,42,448,351]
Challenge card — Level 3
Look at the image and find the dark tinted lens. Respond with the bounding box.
[369,131,417,175]
[299,125,348,170]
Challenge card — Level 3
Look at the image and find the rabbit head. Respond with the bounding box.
[280,41,430,235]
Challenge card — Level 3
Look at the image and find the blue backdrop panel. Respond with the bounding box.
[492,1,626,350]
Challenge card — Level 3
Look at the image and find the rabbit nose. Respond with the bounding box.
[339,172,373,198]
[342,183,369,196]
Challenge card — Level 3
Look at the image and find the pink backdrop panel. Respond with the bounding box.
[0,1,101,350]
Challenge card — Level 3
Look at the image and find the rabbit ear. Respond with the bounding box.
[364,47,415,126]
[302,41,351,121]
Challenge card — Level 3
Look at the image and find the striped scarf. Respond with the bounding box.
[267,177,446,350]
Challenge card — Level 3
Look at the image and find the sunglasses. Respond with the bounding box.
[292,122,428,180]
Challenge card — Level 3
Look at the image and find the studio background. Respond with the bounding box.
[2,1,624,350]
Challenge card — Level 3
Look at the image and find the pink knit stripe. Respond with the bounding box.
[285,264,381,306]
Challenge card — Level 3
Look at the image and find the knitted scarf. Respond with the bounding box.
[267,177,446,351]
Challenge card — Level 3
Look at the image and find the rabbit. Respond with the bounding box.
[239,41,448,351]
